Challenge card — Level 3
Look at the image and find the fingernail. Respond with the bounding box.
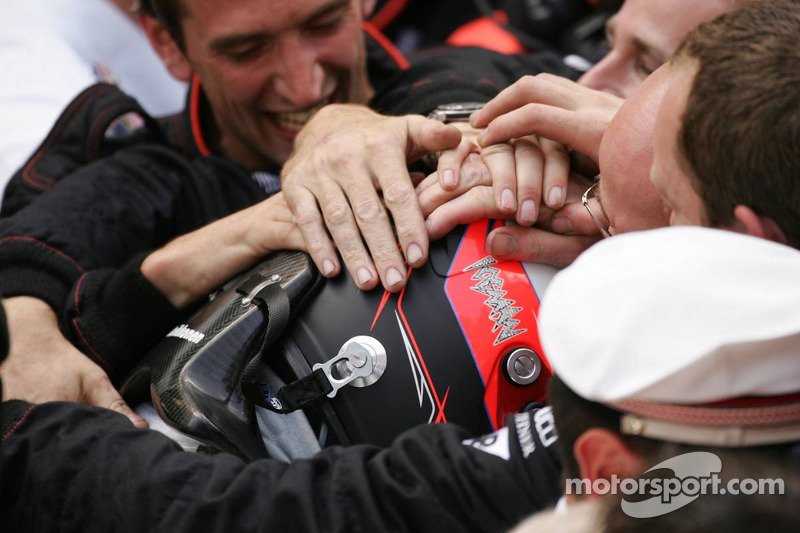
[357,268,373,285]
[386,267,404,287]
[469,110,481,124]
[547,187,565,208]
[552,217,574,234]
[322,259,336,276]
[407,244,423,264]
[477,132,487,146]
[489,231,516,258]
[519,200,537,224]
[442,169,456,188]
[501,189,516,211]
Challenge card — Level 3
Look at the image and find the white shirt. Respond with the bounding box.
[0,0,187,200]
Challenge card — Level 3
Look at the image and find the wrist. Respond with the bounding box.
[2,296,58,329]
[142,209,262,309]
[140,251,192,309]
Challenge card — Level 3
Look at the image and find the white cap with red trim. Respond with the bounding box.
[539,226,800,446]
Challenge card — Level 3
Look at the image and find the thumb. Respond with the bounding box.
[548,202,603,236]
[84,374,148,428]
[486,226,600,268]
[406,117,462,160]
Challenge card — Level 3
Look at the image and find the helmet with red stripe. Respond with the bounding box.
[123,220,557,458]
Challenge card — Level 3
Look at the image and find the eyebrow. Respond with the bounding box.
[209,0,351,52]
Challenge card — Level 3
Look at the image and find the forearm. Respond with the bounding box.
[1,297,98,402]
[140,214,259,310]
[1,403,561,532]
[0,288,147,427]
[1,297,64,402]
[62,255,185,382]
[0,145,264,315]
[141,192,304,309]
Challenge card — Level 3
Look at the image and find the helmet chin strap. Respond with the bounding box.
[239,277,386,415]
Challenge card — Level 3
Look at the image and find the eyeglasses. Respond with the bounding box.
[582,179,612,238]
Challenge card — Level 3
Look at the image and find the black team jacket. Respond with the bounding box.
[1,396,562,532]
[0,276,563,532]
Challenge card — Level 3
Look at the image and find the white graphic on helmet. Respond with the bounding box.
[396,312,437,423]
[463,257,527,345]
[166,324,205,344]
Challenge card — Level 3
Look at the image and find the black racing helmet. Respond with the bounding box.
[122,219,557,459]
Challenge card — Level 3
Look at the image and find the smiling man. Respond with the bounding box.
[142,0,376,168]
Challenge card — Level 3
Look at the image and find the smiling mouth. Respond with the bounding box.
[267,99,330,133]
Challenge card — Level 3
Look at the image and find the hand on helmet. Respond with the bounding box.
[420,165,600,268]
[281,104,461,293]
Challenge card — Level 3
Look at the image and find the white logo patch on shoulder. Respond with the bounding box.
[463,427,511,461]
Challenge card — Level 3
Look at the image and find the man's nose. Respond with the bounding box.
[578,54,630,98]
[272,37,325,107]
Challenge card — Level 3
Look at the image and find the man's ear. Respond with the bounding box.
[139,13,193,82]
[731,205,788,244]
[362,0,377,19]
[574,428,643,498]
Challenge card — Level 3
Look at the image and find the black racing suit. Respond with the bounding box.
[0,294,563,531]
[0,395,562,532]
[0,287,559,533]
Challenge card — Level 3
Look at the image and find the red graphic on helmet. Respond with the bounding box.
[444,219,552,429]
[370,268,451,425]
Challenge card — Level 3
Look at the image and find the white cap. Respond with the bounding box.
[539,227,800,446]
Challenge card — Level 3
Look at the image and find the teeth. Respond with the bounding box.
[270,99,329,132]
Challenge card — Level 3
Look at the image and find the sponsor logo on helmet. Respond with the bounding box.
[463,257,527,345]
[166,324,206,344]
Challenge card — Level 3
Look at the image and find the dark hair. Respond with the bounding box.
[547,375,662,481]
[548,375,800,487]
[139,0,188,49]
[674,0,800,247]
